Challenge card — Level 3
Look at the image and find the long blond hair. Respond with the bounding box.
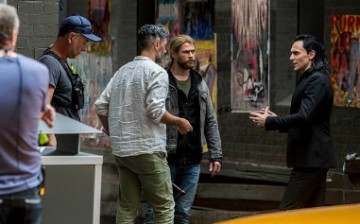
[165,35,195,69]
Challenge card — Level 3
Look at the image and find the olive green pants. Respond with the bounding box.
[115,153,174,224]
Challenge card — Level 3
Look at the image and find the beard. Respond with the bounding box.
[155,52,164,64]
[177,59,196,69]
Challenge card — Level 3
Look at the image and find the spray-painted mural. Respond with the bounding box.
[231,0,269,112]
[183,0,214,40]
[156,0,180,36]
[331,14,360,108]
[196,39,217,113]
[69,0,113,145]
[71,54,112,130]
[156,0,218,113]
[88,0,112,55]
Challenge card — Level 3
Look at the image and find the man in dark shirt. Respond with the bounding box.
[145,35,222,224]
[250,34,336,210]
[39,15,101,146]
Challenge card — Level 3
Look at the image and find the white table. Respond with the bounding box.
[41,152,103,224]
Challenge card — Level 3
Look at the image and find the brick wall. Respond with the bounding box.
[323,0,360,167]
[7,0,59,59]
[64,1,138,222]
[310,0,360,168]
[110,0,137,68]
[216,0,360,169]
[9,0,360,220]
[215,0,360,205]
[215,0,296,166]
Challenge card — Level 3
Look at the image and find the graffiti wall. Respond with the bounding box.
[70,0,113,144]
[231,0,270,112]
[87,0,112,55]
[196,39,217,113]
[71,54,113,130]
[183,0,214,40]
[330,14,360,108]
[156,0,180,36]
[156,0,218,112]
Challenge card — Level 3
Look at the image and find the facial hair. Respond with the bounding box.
[155,51,163,64]
[178,59,196,69]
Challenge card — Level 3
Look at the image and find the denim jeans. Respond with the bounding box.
[0,186,42,224]
[144,163,201,224]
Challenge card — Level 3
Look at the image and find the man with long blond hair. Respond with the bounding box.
[95,25,192,224]
[145,35,222,224]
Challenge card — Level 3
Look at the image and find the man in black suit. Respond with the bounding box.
[250,34,336,210]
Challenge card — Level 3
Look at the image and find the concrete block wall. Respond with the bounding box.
[215,0,360,205]
[7,0,59,59]
[323,0,360,167]
[110,0,137,69]
[64,1,138,222]
[328,0,360,195]
[8,0,360,220]
[66,1,138,222]
[215,0,297,166]
[216,0,360,169]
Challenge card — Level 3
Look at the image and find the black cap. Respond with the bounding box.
[59,15,101,42]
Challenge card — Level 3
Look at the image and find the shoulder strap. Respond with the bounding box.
[15,55,23,113]
[42,49,74,78]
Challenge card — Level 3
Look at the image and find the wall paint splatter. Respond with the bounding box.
[231,0,270,112]
[330,14,360,108]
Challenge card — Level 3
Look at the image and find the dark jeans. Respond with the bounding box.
[280,168,329,211]
[0,186,42,224]
[144,163,201,224]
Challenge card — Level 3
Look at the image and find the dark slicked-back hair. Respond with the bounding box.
[294,34,329,75]
[137,24,168,51]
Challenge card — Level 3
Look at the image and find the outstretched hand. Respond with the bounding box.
[249,106,275,127]
[259,107,276,116]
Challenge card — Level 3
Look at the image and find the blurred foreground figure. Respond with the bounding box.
[0,4,55,224]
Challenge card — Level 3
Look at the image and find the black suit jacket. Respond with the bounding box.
[266,70,336,168]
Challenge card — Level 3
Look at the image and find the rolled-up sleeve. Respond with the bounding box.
[94,77,114,116]
[145,70,168,123]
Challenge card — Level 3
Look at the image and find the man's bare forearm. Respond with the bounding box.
[160,111,193,135]
[97,114,109,134]
[160,111,180,125]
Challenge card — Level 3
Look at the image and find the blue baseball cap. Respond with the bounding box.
[59,15,102,42]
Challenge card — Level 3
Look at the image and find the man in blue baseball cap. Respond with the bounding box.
[59,15,102,42]
[38,15,101,146]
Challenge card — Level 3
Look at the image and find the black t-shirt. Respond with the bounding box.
[38,53,80,121]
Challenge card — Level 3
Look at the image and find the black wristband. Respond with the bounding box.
[102,128,109,136]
